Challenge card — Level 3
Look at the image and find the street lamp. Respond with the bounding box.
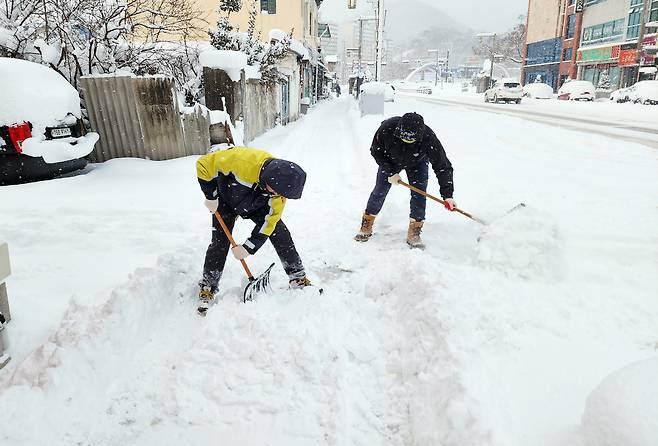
[477,32,497,88]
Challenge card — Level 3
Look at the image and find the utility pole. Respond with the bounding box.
[428,49,441,87]
[375,0,385,81]
[358,18,363,76]
[489,34,497,88]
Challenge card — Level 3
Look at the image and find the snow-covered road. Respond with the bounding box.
[1,95,657,446]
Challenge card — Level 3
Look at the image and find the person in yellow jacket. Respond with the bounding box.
[196,147,311,304]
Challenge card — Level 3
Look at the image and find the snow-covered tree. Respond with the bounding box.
[473,15,527,65]
[260,32,291,84]
[209,0,290,85]
[597,71,611,90]
[1,0,206,88]
[219,0,242,14]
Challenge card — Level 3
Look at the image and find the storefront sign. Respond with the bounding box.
[578,46,618,62]
[619,49,638,66]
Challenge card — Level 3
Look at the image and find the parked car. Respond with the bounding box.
[625,80,658,105]
[0,58,98,185]
[557,80,595,101]
[523,82,554,99]
[484,78,523,104]
[609,87,628,103]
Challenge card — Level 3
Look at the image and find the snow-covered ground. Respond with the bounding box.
[395,80,658,132]
[1,95,657,445]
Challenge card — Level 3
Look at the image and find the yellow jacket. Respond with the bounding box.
[197,147,286,253]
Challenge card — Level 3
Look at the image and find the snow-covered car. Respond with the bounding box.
[484,78,523,104]
[557,80,595,101]
[0,58,99,185]
[609,88,628,102]
[523,82,554,99]
[624,80,658,105]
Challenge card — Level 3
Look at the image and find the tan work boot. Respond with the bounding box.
[289,276,312,289]
[406,219,425,249]
[354,213,376,242]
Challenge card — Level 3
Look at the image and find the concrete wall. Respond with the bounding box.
[527,0,564,43]
[582,0,628,28]
[81,76,210,162]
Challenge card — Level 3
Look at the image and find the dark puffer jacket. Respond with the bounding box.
[370,116,454,199]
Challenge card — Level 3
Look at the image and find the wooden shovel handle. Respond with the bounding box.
[214,211,254,280]
[398,180,485,225]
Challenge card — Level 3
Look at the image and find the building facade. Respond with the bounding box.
[524,0,658,90]
[522,0,564,90]
[558,0,584,86]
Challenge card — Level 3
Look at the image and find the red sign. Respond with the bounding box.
[611,45,621,59]
[619,49,638,66]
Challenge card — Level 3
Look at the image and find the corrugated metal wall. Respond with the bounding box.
[81,75,209,162]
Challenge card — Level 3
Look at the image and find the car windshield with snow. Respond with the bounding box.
[0,58,99,184]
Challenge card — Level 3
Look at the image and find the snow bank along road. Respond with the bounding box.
[1,95,657,446]
[399,92,658,150]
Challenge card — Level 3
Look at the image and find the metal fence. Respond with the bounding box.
[81,75,210,162]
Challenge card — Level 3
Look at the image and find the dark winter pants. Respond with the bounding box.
[365,161,429,221]
[202,201,305,291]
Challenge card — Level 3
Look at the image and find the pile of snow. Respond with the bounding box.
[199,50,248,82]
[582,357,658,446]
[476,205,562,279]
[21,133,98,164]
[360,82,387,96]
[0,57,81,127]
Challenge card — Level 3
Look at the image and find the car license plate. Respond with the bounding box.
[51,127,71,138]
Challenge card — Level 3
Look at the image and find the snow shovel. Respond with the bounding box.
[213,211,274,303]
[397,180,525,226]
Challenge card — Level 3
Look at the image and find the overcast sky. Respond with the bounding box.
[320,0,528,32]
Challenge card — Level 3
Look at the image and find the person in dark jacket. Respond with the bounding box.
[354,112,456,248]
[196,147,311,304]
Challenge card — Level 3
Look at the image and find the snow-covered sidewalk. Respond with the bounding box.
[1,95,657,445]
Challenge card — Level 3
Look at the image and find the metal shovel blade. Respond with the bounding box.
[243,263,275,303]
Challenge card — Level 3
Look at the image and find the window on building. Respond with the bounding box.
[563,47,573,61]
[581,19,625,45]
[525,37,562,66]
[628,1,642,40]
[651,0,658,22]
[260,0,276,14]
[566,14,576,38]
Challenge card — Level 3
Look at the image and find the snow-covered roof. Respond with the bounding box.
[199,50,248,82]
[268,28,288,42]
[0,57,81,127]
